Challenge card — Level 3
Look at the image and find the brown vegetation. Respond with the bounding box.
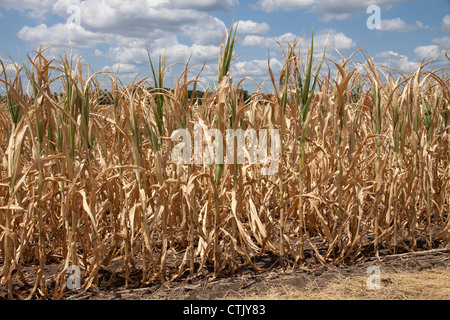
[0,27,449,299]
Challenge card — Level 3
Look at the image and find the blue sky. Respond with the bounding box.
[0,0,449,92]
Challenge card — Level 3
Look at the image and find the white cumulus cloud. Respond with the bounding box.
[241,29,355,56]
[18,23,110,48]
[171,0,238,11]
[312,0,414,21]
[233,58,283,77]
[317,29,356,51]
[380,18,429,32]
[414,45,440,61]
[0,0,55,20]
[251,0,314,13]
[234,20,270,35]
[432,36,450,49]
[8,0,233,85]
[442,15,450,32]
[374,51,419,73]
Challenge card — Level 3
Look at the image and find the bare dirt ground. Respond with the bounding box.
[87,249,450,300]
[2,238,448,300]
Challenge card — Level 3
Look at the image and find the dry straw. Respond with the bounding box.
[0,25,449,299]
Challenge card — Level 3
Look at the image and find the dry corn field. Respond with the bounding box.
[0,27,449,299]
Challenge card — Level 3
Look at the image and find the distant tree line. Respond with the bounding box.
[96,87,251,105]
[0,88,252,106]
